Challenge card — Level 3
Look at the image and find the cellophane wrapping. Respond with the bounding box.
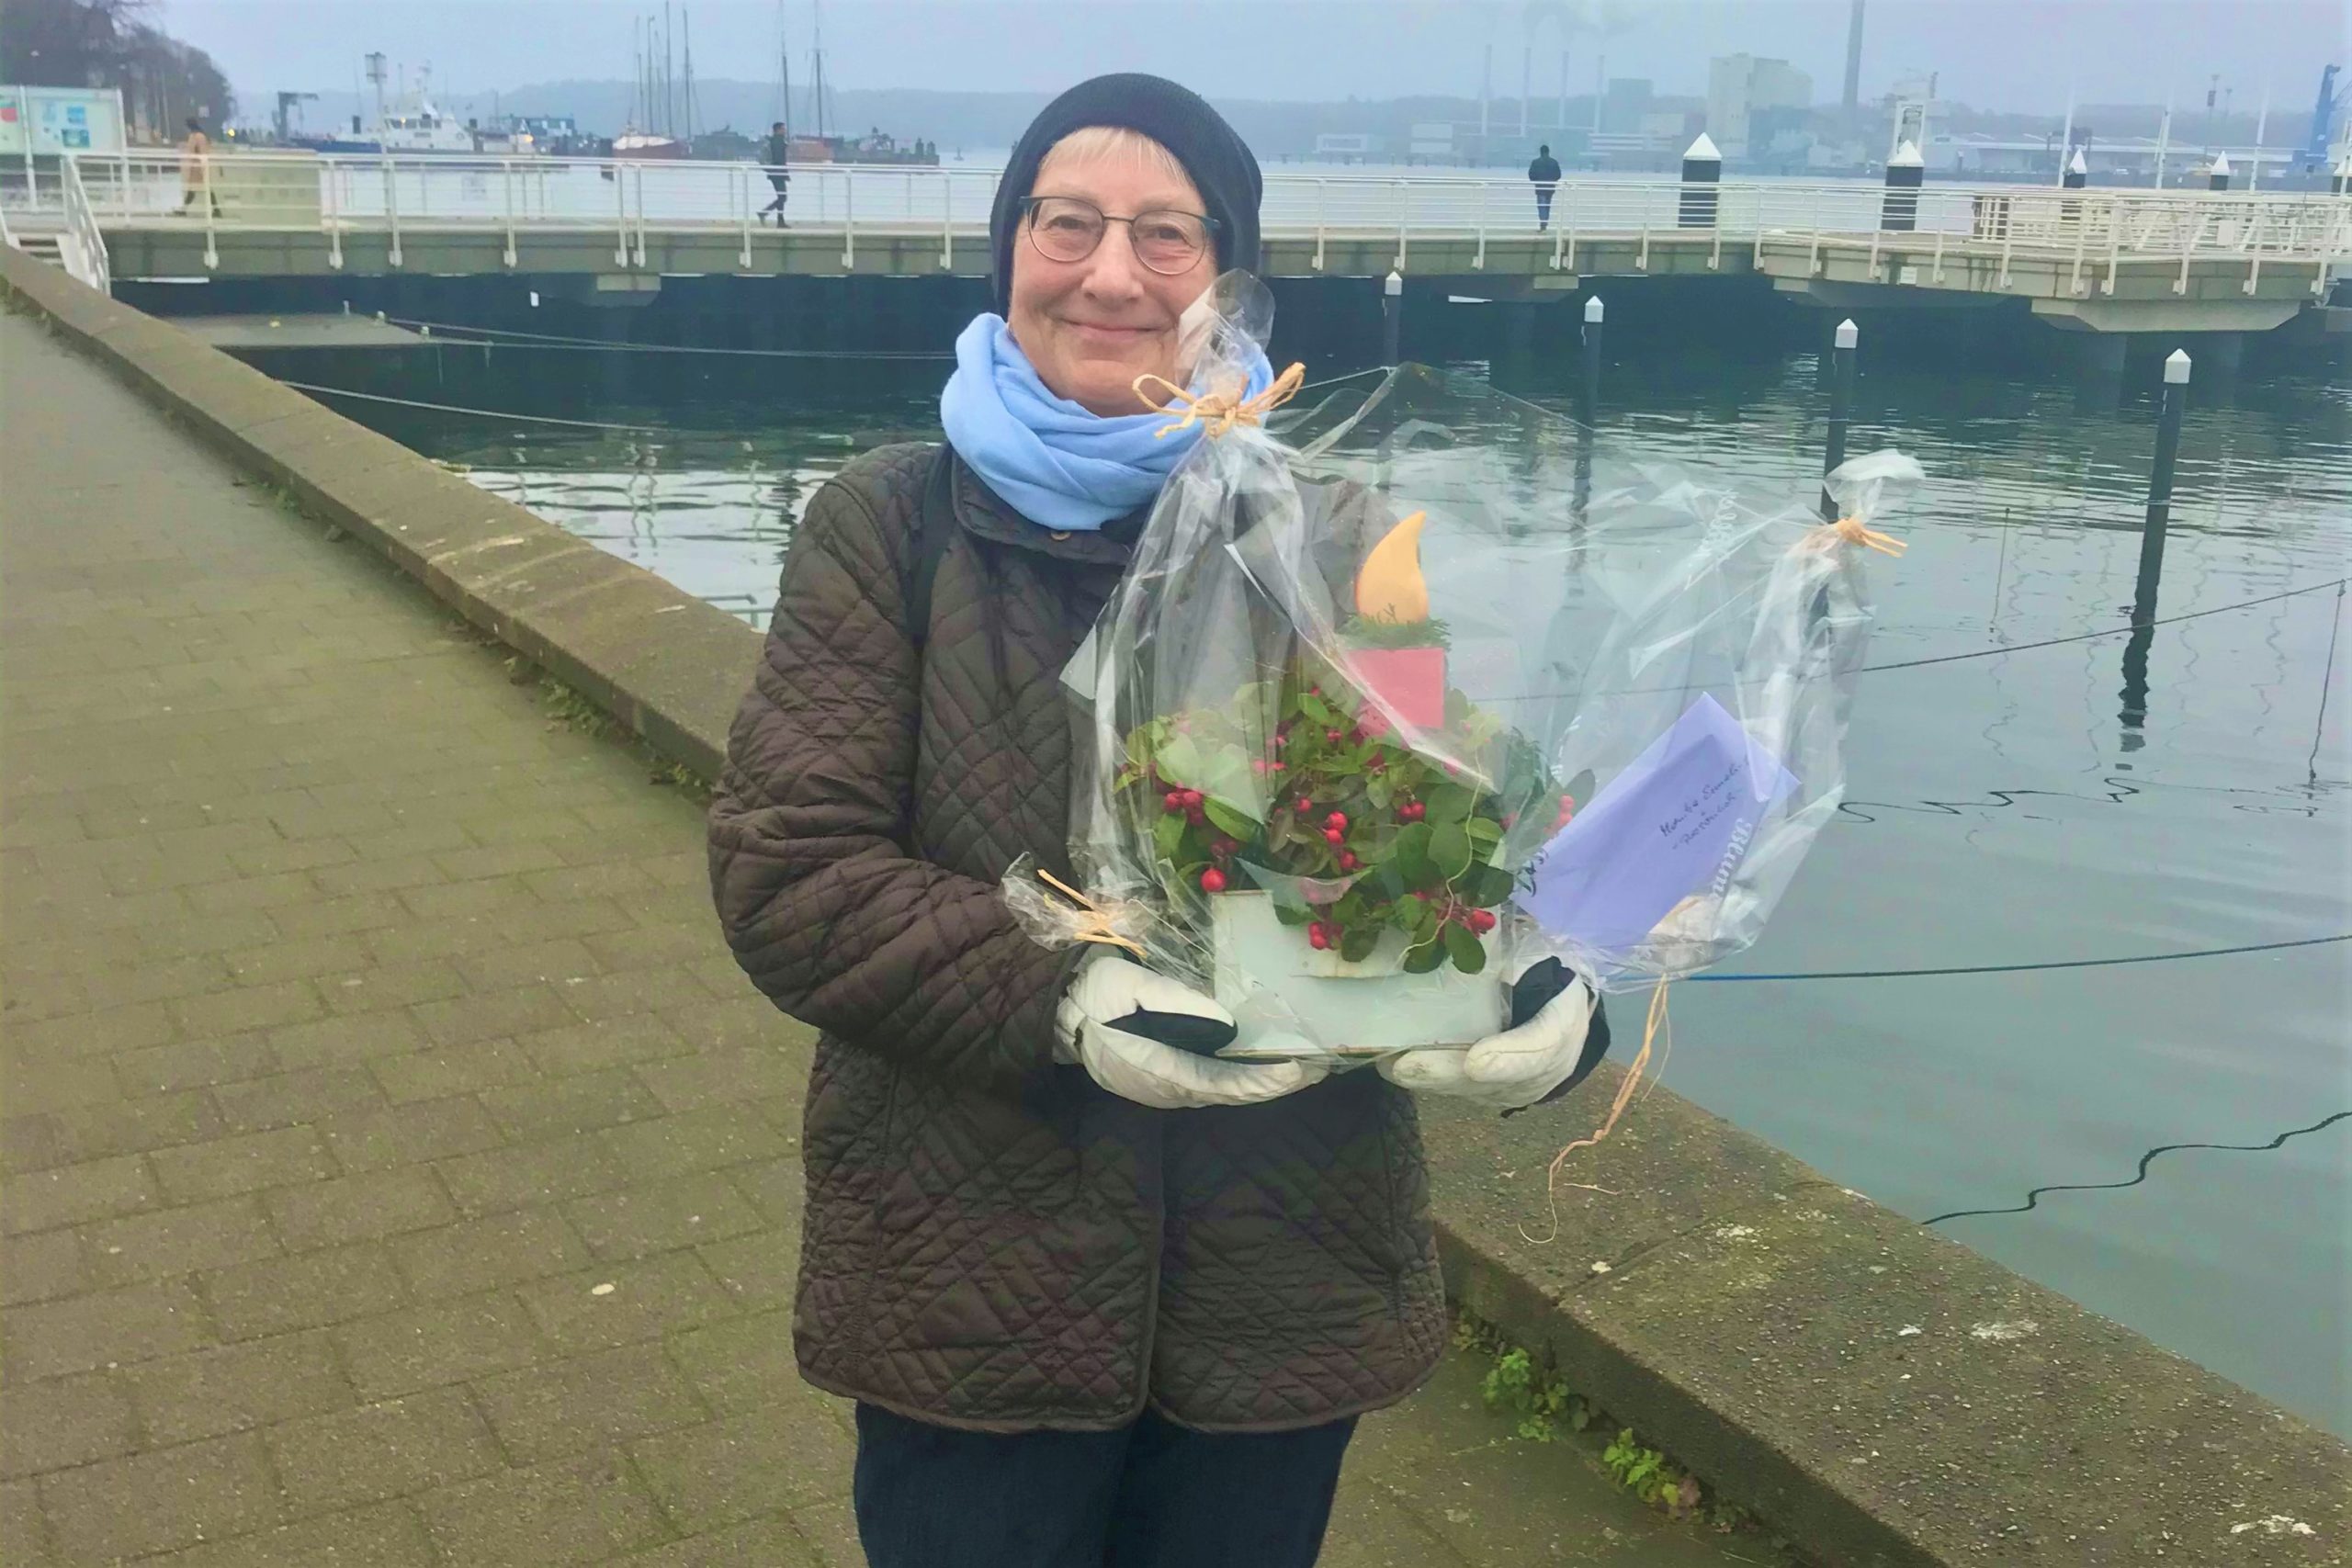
[1007,275,1918,1061]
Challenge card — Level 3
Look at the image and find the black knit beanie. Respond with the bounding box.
[989,73,1262,316]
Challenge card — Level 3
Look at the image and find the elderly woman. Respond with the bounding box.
[710,75,1608,1568]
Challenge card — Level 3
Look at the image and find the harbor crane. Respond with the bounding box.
[2302,64,2346,170]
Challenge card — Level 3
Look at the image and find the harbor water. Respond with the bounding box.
[277,330,2350,1438]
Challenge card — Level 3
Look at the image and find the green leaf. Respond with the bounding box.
[1391,822,1433,884]
[1464,863,1517,907]
[1272,899,1312,927]
[1425,784,1475,825]
[1464,816,1503,848]
[1158,732,1207,789]
[1415,903,1442,942]
[1442,921,1487,975]
[1430,821,1472,879]
[1339,925,1378,964]
[1300,692,1340,728]
[1202,796,1257,840]
[1388,898,1422,931]
[1152,811,1184,863]
[1401,939,1447,974]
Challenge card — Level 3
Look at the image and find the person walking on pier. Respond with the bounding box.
[1528,142,1563,230]
[711,73,1609,1568]
[179,117,218,217]
[760,121,791,226]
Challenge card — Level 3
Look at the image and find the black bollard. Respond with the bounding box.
[1821,318,1857,520]
[1679,133,1722,229]
[1579,294,1603,422]
[2132,349,2190,623]
[1882,140,1924,231]
[1382,269,1403,366]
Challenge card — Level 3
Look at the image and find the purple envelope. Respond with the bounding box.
[1512,694,1798,958]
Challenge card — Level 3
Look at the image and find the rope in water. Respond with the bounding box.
[1858,575,2349,673]
[378,316,953,361]
[1920,1111,2351,1225]
[280,381,731,435]
[1690,931,2350,983]
[369,318,1396,394]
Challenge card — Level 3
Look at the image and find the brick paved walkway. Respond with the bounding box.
[0,310,1762,1567]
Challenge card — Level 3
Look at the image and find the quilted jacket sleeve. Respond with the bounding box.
[707,457,1075,1100]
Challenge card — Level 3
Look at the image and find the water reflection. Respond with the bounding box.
[291,345,2350,1437]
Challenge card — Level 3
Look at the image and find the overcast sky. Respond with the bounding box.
[164,0,2347,118]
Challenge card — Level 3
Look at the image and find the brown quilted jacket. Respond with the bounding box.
[708,443,1448,1433]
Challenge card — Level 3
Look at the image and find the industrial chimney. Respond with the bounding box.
[1842,0,1865,113]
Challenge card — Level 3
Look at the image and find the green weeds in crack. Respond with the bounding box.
[1454,1309,1781,1543]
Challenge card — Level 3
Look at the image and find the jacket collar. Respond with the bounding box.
[946,448,1144,566]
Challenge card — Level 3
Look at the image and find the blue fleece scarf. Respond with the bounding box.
[939,313,1274,533]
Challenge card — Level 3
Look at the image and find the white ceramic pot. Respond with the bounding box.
[1207,890,1505,1060]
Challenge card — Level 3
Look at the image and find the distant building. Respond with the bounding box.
[1314,132,1373,160]
[1706,54,1812,161]
[1600,78,1653,135]
[1408,121,1453,159]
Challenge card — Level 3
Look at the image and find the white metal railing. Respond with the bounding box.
[62,150,2352,287]
[58,156,109,294]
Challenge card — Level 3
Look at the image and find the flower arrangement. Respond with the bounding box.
[1111,509,1561,978]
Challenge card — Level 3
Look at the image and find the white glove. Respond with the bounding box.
[1056,954,1325,1111]
[1377,968,1599,1111]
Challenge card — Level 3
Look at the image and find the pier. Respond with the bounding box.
[7,152,2347,347]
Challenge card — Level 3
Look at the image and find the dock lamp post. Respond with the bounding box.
[2062,147,2089,190]
[1579,294,1603,420]
[1382,269,1404,365]
[2134,349,2190,622]
[2206,151,2232,191]
[1679,133,1722,228]
[1881,140,1925,231]
[1822,318,1858,521]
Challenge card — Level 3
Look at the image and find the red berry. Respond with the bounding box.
[1444,761,1460,775]
[1413,889,1431,901]
[1323,827,1345,845]
[1325,811,1348,830]
[1309,684,1322,696]
[1200,867,1227,894]
[1296,796,1314,813]
[1251,759,1270,775]
[1470,908,1498,934]
[1339,852,1360,871]
[1214,837,1239,858]
[1306,923,1329,950]
[1182,789,1204,807]
[1325,728,1344,744]
[1272,761,1287,773]
[1164,791,1183,811]
[1186,807,1206,825]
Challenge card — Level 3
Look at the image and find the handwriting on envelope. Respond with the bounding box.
[1513,694,1798,956]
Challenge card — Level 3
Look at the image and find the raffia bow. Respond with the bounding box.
[1131,361,1307,440]
[1034,868,1147,959]
[1819,513,1908,557]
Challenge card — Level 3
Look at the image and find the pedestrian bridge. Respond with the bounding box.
[6,151,2346,335]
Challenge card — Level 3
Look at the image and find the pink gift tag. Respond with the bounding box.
[1346,646,1448,733]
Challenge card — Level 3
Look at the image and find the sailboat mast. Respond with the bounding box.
[811,0,828,141]
[777,0,792,130]
[683,7,695,144]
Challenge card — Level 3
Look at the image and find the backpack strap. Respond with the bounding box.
[904,444,958,652]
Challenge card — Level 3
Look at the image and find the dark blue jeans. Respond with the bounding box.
[852,1402,1359,1568]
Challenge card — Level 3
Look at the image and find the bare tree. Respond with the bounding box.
[2,0,233,140]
